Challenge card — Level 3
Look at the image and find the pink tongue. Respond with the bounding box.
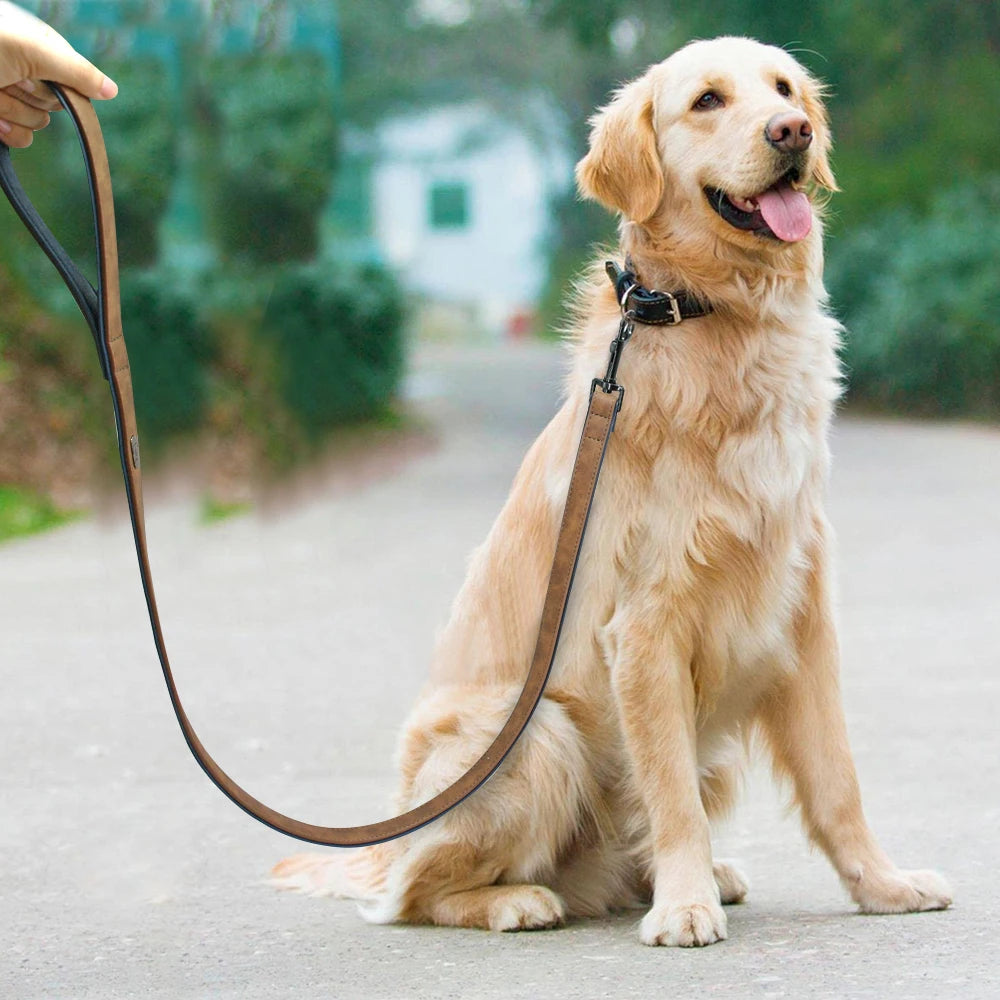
[756,183,812,242]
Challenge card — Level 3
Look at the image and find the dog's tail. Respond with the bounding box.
[269,843,394,901]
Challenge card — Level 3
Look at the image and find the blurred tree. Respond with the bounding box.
[826,177,1000,417]
[199,51,339,263]
[261,263,405,438]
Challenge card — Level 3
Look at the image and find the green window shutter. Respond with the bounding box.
[429,182,469,229]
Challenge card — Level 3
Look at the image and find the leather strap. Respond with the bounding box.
[0,85,625,846]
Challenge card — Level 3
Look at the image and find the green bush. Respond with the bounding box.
[827,178,1000,417]
[199,53,339,264]
[120,270,212,446]
[260,263,405,433]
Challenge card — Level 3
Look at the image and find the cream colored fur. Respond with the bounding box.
[272,37,951,946]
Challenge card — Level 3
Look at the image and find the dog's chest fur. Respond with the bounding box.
[595,311,838,712]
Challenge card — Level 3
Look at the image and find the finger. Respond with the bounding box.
[25,79,63,109]
[2,80,61,111]
[0,91,49,130]
[12,33,118,101]
[0,117,34,148]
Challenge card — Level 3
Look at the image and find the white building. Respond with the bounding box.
[370,102,572,339]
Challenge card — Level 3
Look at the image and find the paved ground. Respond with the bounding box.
[2,340,998,1000]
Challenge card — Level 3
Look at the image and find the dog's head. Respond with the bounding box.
[576,37,836,252]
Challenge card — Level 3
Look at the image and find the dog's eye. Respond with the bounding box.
[693,91,723,111]
[776,80,792,98]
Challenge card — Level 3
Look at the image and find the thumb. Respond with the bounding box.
[18,34,117,100]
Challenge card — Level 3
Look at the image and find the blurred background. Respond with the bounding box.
[1,0,998,532]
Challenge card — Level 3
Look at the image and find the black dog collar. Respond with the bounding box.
[605,258,712,325]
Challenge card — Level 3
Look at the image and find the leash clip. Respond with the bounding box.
[591,312,633,407]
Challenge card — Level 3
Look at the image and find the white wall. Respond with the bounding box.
[372,103,570,336]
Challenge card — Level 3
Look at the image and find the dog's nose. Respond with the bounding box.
[765,112,813,152]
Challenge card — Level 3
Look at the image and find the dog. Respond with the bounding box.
[271,36,952,947]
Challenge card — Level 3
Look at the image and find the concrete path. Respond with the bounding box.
[2,341,998,999]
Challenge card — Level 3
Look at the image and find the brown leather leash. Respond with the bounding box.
[0,85,634,846]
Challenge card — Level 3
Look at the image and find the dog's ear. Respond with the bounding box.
[576,74,664,222]
[801,74,839,194]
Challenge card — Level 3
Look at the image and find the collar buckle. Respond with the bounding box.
[660,291,682,326]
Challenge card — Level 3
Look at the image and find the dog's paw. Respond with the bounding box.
[639,900,728,947]
[852,867,953,914]
[489,885,566,932]
[713,860,749,905]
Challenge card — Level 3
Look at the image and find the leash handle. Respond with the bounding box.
[0,85,624,846]
[0,92,108,378]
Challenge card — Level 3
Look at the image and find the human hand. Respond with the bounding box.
[0,1,117,148]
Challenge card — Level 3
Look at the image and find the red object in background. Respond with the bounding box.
[507,310,535,340]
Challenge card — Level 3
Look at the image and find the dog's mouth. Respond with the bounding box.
[704,169,812,242]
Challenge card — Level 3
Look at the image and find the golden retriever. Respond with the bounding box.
[271,36,952,946]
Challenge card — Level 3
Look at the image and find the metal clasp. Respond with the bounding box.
[619,280,639,317]
[662,291,682,326]
[592,314,633,398]
[590,268,639,409]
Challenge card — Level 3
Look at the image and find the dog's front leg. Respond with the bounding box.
[610,612,726,947]
[757,527,952,914]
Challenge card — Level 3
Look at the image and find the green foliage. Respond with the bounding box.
[0,258,108,478]
[120,271,213,446]
[199,495,252,525]
[260,264,406,434]
[0,486,82,544]
[200,53,339,263]
[827,178,1000,417]
[829,48,1000,233]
